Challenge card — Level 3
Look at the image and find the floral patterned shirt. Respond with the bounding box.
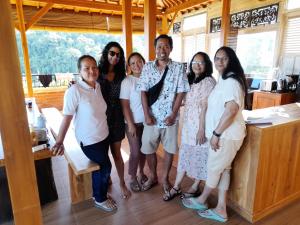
[137,59,190,128]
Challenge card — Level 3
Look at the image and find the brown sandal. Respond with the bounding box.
[130,179,141,192]
[163,187,182,201]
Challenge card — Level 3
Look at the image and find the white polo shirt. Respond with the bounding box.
[63,80,109,146]
[120,75,144,124]
[206,76,246,140]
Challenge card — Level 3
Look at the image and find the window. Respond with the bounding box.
[288,0,300,10]
[183,13,206,31]
[183,35,195,62]
[196,34,206,52]
[283,17,300,54]
[170,34,182,62]
[208,35,220,60]
[236,31,277,78]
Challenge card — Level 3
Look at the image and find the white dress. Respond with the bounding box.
[177,77,216,180]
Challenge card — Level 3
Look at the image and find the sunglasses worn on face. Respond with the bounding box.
[192,61,205,66]
[109,50,120,58]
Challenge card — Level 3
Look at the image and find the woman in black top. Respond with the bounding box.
[98,42,130,198]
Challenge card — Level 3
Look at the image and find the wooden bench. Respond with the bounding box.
[41,107,99,204]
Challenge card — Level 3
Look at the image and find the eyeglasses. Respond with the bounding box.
[214,57,228,62]
[192,61,205,66]
[108,50,120,58]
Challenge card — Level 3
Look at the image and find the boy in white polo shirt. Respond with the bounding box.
[52,55,116,212]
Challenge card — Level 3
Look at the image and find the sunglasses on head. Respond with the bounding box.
[108,50,120,58]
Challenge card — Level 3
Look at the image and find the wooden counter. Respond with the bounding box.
[228,103,300,222]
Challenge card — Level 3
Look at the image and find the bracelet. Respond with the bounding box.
[213,130,221,137]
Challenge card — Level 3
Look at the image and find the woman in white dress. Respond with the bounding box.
[182,46,248,223]
[163,52,216,201]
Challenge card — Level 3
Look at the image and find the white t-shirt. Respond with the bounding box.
[205,76,246,140]
[63,80,109,146]
[119,75,144,123]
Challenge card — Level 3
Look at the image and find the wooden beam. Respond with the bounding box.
[144,0,156,61]
[122,0,133,59]
[25,3,53,30]
[29,25,144,34]
[167,11,178,34]
[220,0,231,46]
[165,0,209,14]
[26,0,162,15]
[0,1,43,224]
[16,0,33,97]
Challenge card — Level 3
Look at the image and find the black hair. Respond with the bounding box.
[98,42,126,83]
[215,46,248,108]
[154,34,173,49]
[77,55,97,71]
[187,52,213,85]
[127,52,146,65]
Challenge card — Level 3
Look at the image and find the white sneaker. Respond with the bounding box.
[94,199,117,212]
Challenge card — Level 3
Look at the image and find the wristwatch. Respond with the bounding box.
[213,130,221,137]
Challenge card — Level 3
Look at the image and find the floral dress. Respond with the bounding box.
[177,76,216,180]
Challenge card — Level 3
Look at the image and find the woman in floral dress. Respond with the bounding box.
[163,52,216,201]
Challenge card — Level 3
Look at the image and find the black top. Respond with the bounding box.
[98,77,125,143]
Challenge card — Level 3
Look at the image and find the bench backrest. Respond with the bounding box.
[41,108,99,175]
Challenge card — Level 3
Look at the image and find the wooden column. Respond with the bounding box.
[16,0,33,97]
[220,0,231,46]
[122,0,133,59]
[0,1,43,225]
[160,15,168,34]
[144,0,156,61]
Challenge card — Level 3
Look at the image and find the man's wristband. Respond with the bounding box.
[213,130,221,137]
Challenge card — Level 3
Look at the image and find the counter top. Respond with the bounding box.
[243,103,300,128]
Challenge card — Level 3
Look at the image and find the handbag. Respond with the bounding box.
[147,66,169,107]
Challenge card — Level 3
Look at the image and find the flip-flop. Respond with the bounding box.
[141,179,158,191]
[197,209,228,223]
[182,197,208,210]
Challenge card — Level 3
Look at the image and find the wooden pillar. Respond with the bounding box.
[16,0,33,97]
[144,0,156,61]
[220,0,231,46]
[122,0,133,59]
[0,1,43,225]
[160,15,168,34]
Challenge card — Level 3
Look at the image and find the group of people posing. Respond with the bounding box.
[52,34,248,223]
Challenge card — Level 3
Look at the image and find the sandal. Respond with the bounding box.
[141,179,158,191]
[181,189,201,199]
[138,174,148,185]
[163,187,182,201]
[130,179,141,192]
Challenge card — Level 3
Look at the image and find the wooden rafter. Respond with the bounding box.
[25,2,53,30]
[24,0,163,15]
[165,0,209,14]
[167,11,178,33]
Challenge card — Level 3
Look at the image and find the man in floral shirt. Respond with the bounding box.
[137,34,190,194]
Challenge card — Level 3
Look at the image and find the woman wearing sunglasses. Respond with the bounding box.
[163,52,216,201]
[98,42,130,198]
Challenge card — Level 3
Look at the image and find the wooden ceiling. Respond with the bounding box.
[10,0,217,32]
